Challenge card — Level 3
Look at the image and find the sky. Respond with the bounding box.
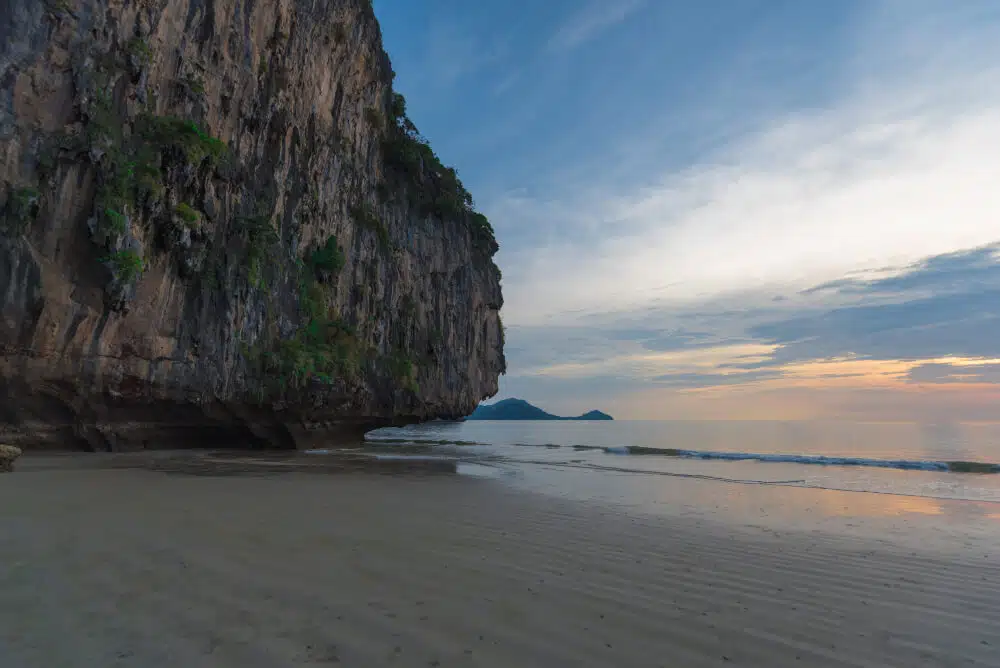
[373,0,1000,420]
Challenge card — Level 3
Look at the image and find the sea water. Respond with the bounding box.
[364,421,1000,522]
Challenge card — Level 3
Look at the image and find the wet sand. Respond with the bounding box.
[1,456,998,667]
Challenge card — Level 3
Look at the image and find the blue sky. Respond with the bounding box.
[374,0,1000,419]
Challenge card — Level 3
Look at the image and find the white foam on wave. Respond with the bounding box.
[603,446,998,473]
[680,450,947,471]
[370,454,455,462]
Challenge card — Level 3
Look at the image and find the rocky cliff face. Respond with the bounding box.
[0,0,504,450]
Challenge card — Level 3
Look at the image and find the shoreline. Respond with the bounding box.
[2,457,999,666]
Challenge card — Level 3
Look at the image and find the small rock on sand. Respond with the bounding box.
[0,445,22,472]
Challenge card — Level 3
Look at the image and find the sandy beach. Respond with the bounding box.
[1,455,998,667]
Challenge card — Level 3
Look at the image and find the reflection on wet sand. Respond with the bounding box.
[483,458,1000,554]
[786,487,945,518]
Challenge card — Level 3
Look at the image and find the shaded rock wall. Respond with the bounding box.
[0,0,504,449]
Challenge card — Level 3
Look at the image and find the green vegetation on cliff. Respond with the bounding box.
[1,187,39,234]
[137,115,227,166]
[103,249,145,283]
[382,93,497,251]
[174,203,201,226]
[81,86,228,274]
[350,204,391,250]
[235,213,279,288]
[243,233,367,391]
[308,235,346,278]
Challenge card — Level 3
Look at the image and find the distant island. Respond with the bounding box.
[467,398,613,421]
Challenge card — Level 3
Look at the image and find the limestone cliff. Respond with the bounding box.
[0,0,505,449]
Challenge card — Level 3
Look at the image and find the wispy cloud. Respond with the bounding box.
[501,239,1000,417]
[547,0,646,52]
[651,369,782,389]
[410,16,510,91]
[498,1,1000,328]
[745,244,1000,367]
[492,70,521,97]
[802,245,1000,298]
[908,361,1000,385]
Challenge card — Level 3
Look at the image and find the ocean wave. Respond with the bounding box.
[365,437,487,447]
[602,446,999,473]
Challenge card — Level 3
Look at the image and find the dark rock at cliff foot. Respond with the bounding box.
[0,0,504,450]
[468,399,613,421]
[0,444,22,471]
